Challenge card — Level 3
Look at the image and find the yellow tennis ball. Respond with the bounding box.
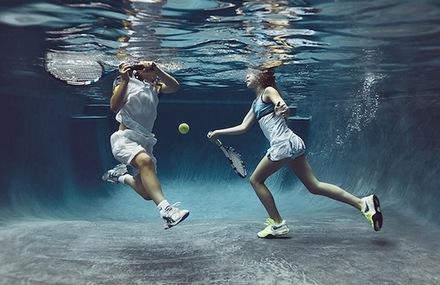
[178,123,190,134]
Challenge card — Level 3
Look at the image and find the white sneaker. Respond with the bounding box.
[102,164,128,184]
[257,218,290,238]
[161,202,189,229]
[361,194,383,231]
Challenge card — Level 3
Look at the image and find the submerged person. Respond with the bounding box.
[102,61,189,229]
[207,68,382,238]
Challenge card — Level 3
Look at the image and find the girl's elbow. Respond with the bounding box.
[170,82,180,93]
[242,125,251,133]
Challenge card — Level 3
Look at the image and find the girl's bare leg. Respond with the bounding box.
[123,175,152,201]
[130,151,165,205]
[288,155,364,210]
[249,156,289,223]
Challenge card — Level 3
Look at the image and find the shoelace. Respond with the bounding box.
[263,218,275,226]
[263,218,286,227]
[114,165,128,176]
[164,202,181,213]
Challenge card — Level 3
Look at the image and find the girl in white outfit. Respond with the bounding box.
[208,69,382,238]
[102,61,189,230]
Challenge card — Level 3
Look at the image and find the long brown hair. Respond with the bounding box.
[256,68,280,93]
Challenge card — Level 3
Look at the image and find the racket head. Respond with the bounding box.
[223,145,247,178]
[45,52,105,85]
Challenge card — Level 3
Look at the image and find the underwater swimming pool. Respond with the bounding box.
[0,0,439,224]
[1,1,440,284]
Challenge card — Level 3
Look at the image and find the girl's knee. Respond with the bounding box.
[249,175,258,187]
[307,187,320,195]
[306,182,324,195]
[249,175,266,189]
[135,154,155,170]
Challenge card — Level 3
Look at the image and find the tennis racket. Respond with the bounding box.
[45,52,113,85]
[45,52,148,86]
[212,137,247,178]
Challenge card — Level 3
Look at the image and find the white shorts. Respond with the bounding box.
[110,129,157,176]
[266,133,305,161]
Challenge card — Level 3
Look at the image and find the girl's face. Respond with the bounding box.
[245,73,258,89]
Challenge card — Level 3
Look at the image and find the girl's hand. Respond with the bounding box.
[274,101,289,118]
[118,63,131,81]
[207,131,218,142]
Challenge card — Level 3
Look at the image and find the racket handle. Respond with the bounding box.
[207,131,222,146]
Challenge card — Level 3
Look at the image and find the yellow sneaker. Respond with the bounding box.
[257,218,290,238]
[361,194,383,231]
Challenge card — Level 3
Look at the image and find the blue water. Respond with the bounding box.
[0,0,439,225]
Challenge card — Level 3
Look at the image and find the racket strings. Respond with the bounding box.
[48,61,103,84]
[45,52,105,85]
[227,148,247,177]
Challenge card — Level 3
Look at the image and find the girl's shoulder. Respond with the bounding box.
[264,86,279,94]
[261,86,279,102]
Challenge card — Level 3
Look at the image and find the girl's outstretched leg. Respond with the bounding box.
[289,155,382,231]
[288,155,363,209]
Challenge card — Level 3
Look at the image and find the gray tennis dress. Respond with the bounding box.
[252,95,305,161]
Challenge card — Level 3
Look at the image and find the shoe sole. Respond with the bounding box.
[164,211,190,230]
[371,195,383,231]
[102,176,118,184]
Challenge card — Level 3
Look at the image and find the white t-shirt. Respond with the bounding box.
[114,76,161,137]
